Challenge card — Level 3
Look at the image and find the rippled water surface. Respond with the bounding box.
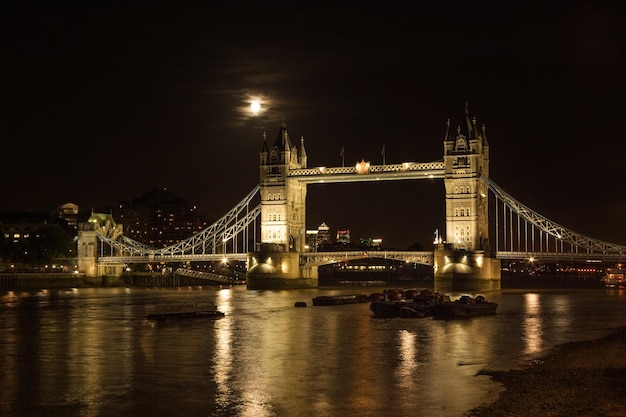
[1,285,625,417]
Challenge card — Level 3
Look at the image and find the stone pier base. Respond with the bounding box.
[433,247,501,293]
[246,251,318,290]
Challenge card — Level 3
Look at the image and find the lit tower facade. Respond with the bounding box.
[248,120,317,289]
[258,119,308,252]
[434,105,500,291]
[443,106,490,251]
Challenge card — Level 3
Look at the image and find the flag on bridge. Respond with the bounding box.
[381,144,386,165]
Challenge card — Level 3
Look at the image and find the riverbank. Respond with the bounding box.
[0,272,128,289]
[466,326,626,417]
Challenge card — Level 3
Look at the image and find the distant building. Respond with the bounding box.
[115,188,208,247]
[360,237,382,248]
[317,222,330,247]
[336,229,350,244]
[58,203,79,231]
[0,211,72,243]
[305,229,318,251]
[0,211,76,270]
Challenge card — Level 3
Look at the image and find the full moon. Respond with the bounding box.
[250,100,261,114]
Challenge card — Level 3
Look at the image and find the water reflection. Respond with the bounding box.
[395,330,418,385]
[550,294,572,334]
[522,293,543,356]
[1,287,625,417]
[214,293,233,412]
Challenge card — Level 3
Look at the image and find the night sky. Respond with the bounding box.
[2,3,625,249]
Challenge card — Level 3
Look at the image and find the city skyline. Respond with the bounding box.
[3,3,625,249]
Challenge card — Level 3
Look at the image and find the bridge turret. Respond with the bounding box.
[436,105,500,292]
[260,131,269,165]
[443,105,490,253]
[250,120,315,289]
[258,120,308,253]
[299,136,307,168]
[77,212,124,279]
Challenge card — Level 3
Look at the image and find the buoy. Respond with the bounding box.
[294,301,307,307]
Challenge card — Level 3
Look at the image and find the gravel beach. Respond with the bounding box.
[466,326,626,417]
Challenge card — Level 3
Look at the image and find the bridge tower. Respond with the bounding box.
[247,120,318,289]
[77,212,125,281]
[434,105,501,291]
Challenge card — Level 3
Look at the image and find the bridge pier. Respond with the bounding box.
[246,250,318,290]
[433,245,501,293]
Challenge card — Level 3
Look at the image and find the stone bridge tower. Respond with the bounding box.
[443,105,490,251]
[247,120,317,289]
[434,105,501,291]
[258,119,308,253]
[77,212,124,280]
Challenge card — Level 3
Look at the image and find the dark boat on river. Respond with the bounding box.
[432,295,497,319]
[370,289,449,318]
[146,303,225,321]
[312,294,370,306]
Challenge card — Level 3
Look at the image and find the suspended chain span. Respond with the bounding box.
[96,171,626,265]
[483,176,626,258]
[97,186,260,263]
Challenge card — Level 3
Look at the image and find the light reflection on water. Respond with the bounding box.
[522,293,544,356]
[0,286,625,417]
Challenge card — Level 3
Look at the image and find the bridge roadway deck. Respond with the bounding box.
[97,254,248,264]
[98,250,626,266]
[496,251,626,261]
[300,251,434,266]
[97,251,435,265]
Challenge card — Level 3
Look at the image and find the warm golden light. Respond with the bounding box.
[356,159,370,174]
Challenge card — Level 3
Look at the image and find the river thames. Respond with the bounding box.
[1,283,625,417]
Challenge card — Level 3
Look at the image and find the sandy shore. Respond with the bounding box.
[466,326,626,417]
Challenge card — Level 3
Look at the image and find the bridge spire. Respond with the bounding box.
[465,101,475,139]
[260,132,269,165]
[299,136,307,168]
[275,117,292,151]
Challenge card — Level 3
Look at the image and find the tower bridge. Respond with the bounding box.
[78,107,626,291]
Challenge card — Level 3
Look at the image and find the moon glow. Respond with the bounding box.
[250,100,261,114]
